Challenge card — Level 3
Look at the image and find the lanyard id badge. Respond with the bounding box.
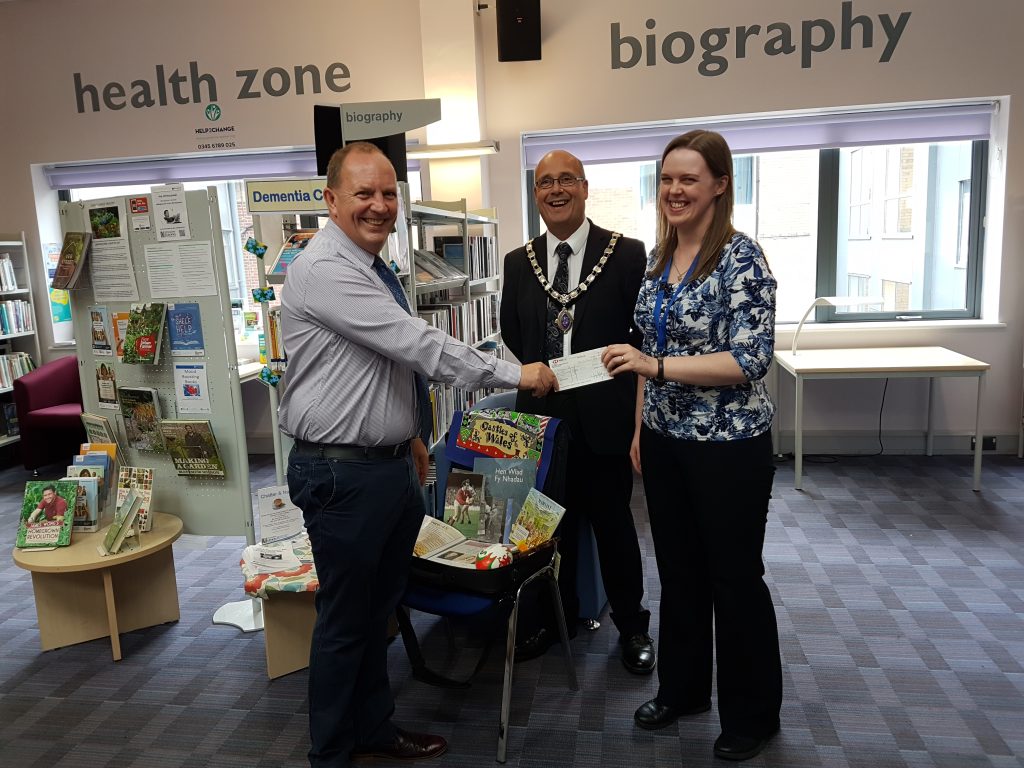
[653,256,698,354]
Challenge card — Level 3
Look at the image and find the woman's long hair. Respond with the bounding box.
[650,129,736,282]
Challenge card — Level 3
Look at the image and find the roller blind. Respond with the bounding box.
[522,101,996,168]
[43,148,421,190]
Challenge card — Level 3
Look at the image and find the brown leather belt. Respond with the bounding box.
[292,439,411,460]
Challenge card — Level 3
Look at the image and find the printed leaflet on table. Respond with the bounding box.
[256,484,304,544]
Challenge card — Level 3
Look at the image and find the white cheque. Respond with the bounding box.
[550,347,613,391]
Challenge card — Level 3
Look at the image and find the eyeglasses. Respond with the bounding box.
[535,175,586,190]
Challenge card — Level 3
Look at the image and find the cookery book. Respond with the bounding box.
[116,466,154,533]
[121,302,166,364]
[16,480,78,548]
[51,232,92,290]
[159,420,226,477]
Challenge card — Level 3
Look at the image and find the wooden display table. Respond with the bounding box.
[12,512,184,660]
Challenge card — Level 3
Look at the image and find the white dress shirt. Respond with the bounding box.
[544,218,590,356]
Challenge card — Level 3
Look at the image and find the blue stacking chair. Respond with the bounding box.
[396,393,578,763]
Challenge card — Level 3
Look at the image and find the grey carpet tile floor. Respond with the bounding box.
[0,453,1022,767]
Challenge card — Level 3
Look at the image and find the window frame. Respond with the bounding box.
[521,101,993,326]
[817,140,987,323]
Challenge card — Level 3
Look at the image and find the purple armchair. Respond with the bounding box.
[13,355,86,474]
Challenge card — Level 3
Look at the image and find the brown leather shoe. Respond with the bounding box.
[351,727,448,761]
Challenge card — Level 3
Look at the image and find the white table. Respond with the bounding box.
[773,346,990,491]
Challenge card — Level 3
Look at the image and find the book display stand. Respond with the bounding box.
[61,190,262,632]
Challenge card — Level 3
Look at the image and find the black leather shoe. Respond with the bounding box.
[634,698,711,730]
[713,730,776,761]
[352,727,448,761]
[515,628,556,662]
[621,632,657,674]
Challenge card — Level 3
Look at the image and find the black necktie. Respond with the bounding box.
[544,241,573,360]
[372,258,433,442]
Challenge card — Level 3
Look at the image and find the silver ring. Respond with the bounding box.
[618,355,624,363]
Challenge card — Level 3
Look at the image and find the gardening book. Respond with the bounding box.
[16,480,78,548]
[442,471,485,540]
[116,466,154,533]
[473,457,537,545]
[121,302,166,364]
[51,231,92,290]
[508,487,565,552]
[62,474,101,532]
[166,302,205,357]
[97,487,142,556]
[118,386,164,451]
[159,420,226,478]
[412,516,490,569]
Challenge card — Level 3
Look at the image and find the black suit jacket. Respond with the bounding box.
[500,222,646,455]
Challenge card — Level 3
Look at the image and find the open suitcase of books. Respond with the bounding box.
[408,538,558,595]
[411,407,569,594]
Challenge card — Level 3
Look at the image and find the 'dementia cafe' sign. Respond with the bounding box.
[245,179,327,215]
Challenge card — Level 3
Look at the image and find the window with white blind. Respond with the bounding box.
[523,100,993,324]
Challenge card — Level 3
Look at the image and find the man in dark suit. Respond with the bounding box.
[500,149,655,674]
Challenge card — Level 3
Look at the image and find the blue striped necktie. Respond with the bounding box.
[371,258,433,443]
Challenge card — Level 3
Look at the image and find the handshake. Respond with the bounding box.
[517,362,559,397]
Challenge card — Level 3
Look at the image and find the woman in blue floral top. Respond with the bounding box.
[602,130,781,762]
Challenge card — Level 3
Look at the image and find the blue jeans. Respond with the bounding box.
[287,448,425,768]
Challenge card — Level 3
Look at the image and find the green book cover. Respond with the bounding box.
[16,481,78,548]
[121,302,166,364]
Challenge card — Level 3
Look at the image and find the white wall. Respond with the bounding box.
[0,0,1021,452]
[0,0,428,352]
[477,0,1024,449]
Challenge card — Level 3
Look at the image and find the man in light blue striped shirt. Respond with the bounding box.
[278,142,556,768]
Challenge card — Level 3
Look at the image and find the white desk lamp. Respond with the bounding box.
[791,295,885,355]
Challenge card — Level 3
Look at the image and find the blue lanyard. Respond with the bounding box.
[653,255,698,353]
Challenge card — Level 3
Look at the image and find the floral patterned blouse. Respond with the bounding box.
[635,232,776,441]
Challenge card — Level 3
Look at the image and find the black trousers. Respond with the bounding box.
[640,426,782,739]
[544,440,650,638]
[287,449,425,768]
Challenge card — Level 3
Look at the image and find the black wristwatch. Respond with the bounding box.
[654,355,666,385]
